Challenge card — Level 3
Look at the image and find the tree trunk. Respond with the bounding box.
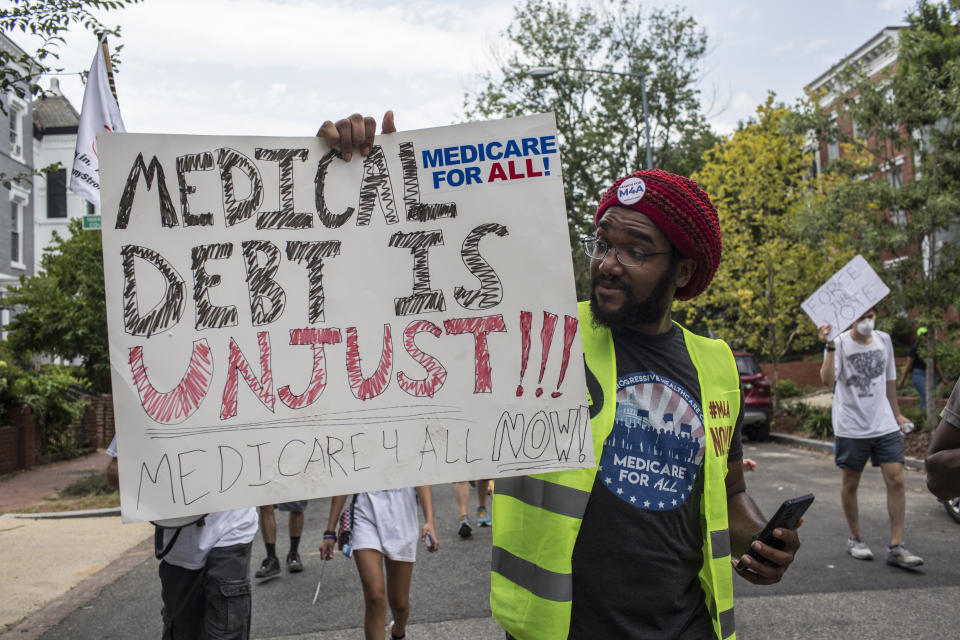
[926,329,938,430]
[768,262,780,415]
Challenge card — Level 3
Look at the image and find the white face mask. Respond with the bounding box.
[856,317,875,335]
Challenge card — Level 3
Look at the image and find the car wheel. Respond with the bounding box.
[944,498,960,524]
[745,421,770,442]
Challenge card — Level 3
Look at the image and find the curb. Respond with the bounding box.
[1,507,121,519]
[768,433,926,472]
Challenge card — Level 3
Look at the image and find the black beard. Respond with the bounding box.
[589,261,677,329]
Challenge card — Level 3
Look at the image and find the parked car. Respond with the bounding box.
[733,351,773,441]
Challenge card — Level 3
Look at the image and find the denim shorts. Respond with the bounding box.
[834,431,905,472]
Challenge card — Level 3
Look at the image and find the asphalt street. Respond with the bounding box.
[36,441,960,639]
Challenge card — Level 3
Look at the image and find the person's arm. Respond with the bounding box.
[415,485,438,552]
[727,461,800,585]
[886,380,909,429]
[927,380,960,499]
[897,355,915,389]
[106,458,119,491]
[935,362,947,387]
[818,324,836,387]
[926,417,960,499]
[321,494,349,559]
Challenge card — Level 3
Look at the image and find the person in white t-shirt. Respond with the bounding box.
[106,437,259,639]
[819,308,923,570]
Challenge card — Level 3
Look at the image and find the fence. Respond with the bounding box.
[0,394,114,474]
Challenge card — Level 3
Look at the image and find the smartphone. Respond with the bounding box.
[425,532,436,551]
[736,493,814,570]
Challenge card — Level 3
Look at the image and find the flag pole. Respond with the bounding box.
[99,34,119,106]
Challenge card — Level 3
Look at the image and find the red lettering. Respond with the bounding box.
[525,158,542,178]
[443,315,507,393]
[278,327,342,410]
[345,324,393,400]
[129,339,213,424]
[508,160,524,180]
[398,320,447,398]
[221,332,275,420]
[488,162,507,182]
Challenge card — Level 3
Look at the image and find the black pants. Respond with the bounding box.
[159,542,252,640]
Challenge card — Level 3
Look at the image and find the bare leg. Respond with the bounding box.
[454,481,470,517]
[259,505,277,545]
[476,480,490,510]
[880,462,906,546]
[840,468,862,539]
[289,511,304,538]
[354,549,387,640]
[385,558,415,638]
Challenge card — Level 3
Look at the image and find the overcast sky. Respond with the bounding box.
[13,0,916,138]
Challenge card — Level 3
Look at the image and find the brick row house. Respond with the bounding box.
[805,26,959,269]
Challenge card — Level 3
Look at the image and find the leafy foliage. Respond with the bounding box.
[0,0,138,106]
[802,0,960,429]
[782,401,833,439]
[464,0,717,296]
[13,365,89,456]
[678,96,861,412]
[5,219,109,392]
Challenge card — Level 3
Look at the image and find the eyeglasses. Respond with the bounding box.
[581,236,672,268]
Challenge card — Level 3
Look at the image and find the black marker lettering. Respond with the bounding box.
[192,243,238,330]
[121,245,185,337]
[217,147,264,227]
[176,152,215,227]
[115,153,178,229]
[455,223,508,309]
[389,229,445,315]
[241,241,286,326]
[254,147,313,229]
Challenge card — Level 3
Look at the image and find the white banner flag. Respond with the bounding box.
[69,36,126,206]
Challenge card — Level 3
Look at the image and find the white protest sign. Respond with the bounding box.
[99,114,593,523]
[801,254,889,341]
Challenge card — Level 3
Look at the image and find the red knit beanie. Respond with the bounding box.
[594,169,722,300]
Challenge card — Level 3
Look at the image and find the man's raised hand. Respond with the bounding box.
[317,110,396,162]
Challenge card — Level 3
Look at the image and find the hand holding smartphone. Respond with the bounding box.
[736,493,813,571]
[425,531,436,551]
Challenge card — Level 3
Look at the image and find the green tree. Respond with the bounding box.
[812,0,960,428]
[1,0,138,104]
[5,219,109,392]
[1,1,139,188]
[464,0,718,297]
[680,96,861,414]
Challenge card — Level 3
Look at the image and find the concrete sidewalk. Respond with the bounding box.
[0,451,153,636]
[0,450,113,514]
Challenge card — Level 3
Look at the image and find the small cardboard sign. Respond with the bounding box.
[801,255,889,341]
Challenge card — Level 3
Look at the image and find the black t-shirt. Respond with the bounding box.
[908,343,927,371]
[570,325,743,640]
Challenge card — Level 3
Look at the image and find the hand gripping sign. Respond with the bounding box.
[801,254,890,342]
[99,114,593,523]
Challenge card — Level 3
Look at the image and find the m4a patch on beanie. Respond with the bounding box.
[617,176,646,205]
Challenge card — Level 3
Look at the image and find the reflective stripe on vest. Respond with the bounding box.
[491,301,741,640]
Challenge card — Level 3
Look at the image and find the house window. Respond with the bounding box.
[47,168,67,218]
[86,200,95,216]
[10,199,21,265]
[887,159,906,227]
[7,98,24,161]
[826,139,839,162]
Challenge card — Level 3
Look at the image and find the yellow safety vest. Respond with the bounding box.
[491,301,741,640]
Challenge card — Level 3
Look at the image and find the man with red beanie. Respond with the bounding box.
[319,115,801,640]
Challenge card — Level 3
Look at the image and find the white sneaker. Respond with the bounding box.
[887,544,923,569]
[847,537,874,560]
